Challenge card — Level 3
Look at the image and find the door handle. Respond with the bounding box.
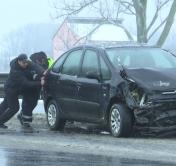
[102,86,107,90]
[77,82,82,86]
[77,86,81,91]
[76,82,82,91]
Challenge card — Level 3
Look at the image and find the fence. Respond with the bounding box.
[0,73,8,97]
[0,73,44,100]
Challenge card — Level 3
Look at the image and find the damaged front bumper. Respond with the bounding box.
[121,79,176,128]
[131,94,176,137]
[133,94,176,127]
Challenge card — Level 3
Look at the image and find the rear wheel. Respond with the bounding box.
[46,100,65,131]
[109,103,133,137]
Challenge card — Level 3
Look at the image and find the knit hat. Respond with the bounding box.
[17,54,28,62]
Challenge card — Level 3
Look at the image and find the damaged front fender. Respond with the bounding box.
[119,69,176,128]
[119,79,146,109]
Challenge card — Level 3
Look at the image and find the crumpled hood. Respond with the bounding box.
[124,68,176,92]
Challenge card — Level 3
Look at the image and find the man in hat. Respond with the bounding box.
[30,51,49,70]
[0,54,45,128]
[17,51,49,127]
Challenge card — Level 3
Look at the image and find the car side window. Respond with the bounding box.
[81,50,99,77]
[100,56,111,80]
[122,55,130,66]
[61,50,82,76]
[52,53,68,73]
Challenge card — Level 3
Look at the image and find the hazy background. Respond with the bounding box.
[0,0,60,72]
[0,0,53,38]
[0,0,176,72]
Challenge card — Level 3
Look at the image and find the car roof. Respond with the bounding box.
[73,41,158,50]
[103,42,157,49]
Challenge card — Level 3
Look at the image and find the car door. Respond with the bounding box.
[47,51,68,101]
[75,49,106,121]
[49,49,83,118]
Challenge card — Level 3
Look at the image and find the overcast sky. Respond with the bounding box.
[0,0,175,50]
[0,0,55,39]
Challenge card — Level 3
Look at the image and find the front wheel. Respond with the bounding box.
[46,100,66,131]
[109,103,133,137]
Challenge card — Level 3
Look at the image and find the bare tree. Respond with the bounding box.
[51,0,176,47]
[0,23,57,71]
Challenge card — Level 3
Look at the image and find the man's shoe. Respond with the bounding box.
[17,113,24,126]
[22,122,33,133]
[0,124,8,129]
[23,122,31,128]
[17,114,32,132]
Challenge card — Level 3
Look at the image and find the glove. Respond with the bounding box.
[33,74,38,80]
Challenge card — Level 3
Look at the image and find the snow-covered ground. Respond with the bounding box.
[0,98,45,114]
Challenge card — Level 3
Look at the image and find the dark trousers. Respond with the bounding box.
[0,89,40,124]
[0,90,19,124]
[20,90,40,122]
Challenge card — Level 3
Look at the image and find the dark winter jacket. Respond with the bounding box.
[5,58,44,94]
[22,60,45,81]
[30,52,49,70]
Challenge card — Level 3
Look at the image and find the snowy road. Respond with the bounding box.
[1,127,176,166]
[0,98,45,114]
[0,100,176,165]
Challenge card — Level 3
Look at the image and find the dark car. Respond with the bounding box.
[43,43,176,137]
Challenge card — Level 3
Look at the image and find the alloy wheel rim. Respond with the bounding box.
[111,108,121,134]
[48,104,57,126]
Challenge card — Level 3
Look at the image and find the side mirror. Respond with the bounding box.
[86,71,101,81]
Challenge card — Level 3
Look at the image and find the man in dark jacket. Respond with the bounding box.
[17,54,45,127]
[0,54,45,128]
[16,51,49,127]
[30,51,49,70]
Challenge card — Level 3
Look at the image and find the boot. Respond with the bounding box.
[0,124,8,129]
[17,113,24,126]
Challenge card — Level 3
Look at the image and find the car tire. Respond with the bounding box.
[46,100,66,131]
[109,103,133,137]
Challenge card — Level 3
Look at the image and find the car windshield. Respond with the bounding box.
[106,47,176,69]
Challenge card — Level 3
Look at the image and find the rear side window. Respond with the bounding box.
[61,50,82,76]
[52,53,68,73]
[81,50,99,77]
[100,56,111,80]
